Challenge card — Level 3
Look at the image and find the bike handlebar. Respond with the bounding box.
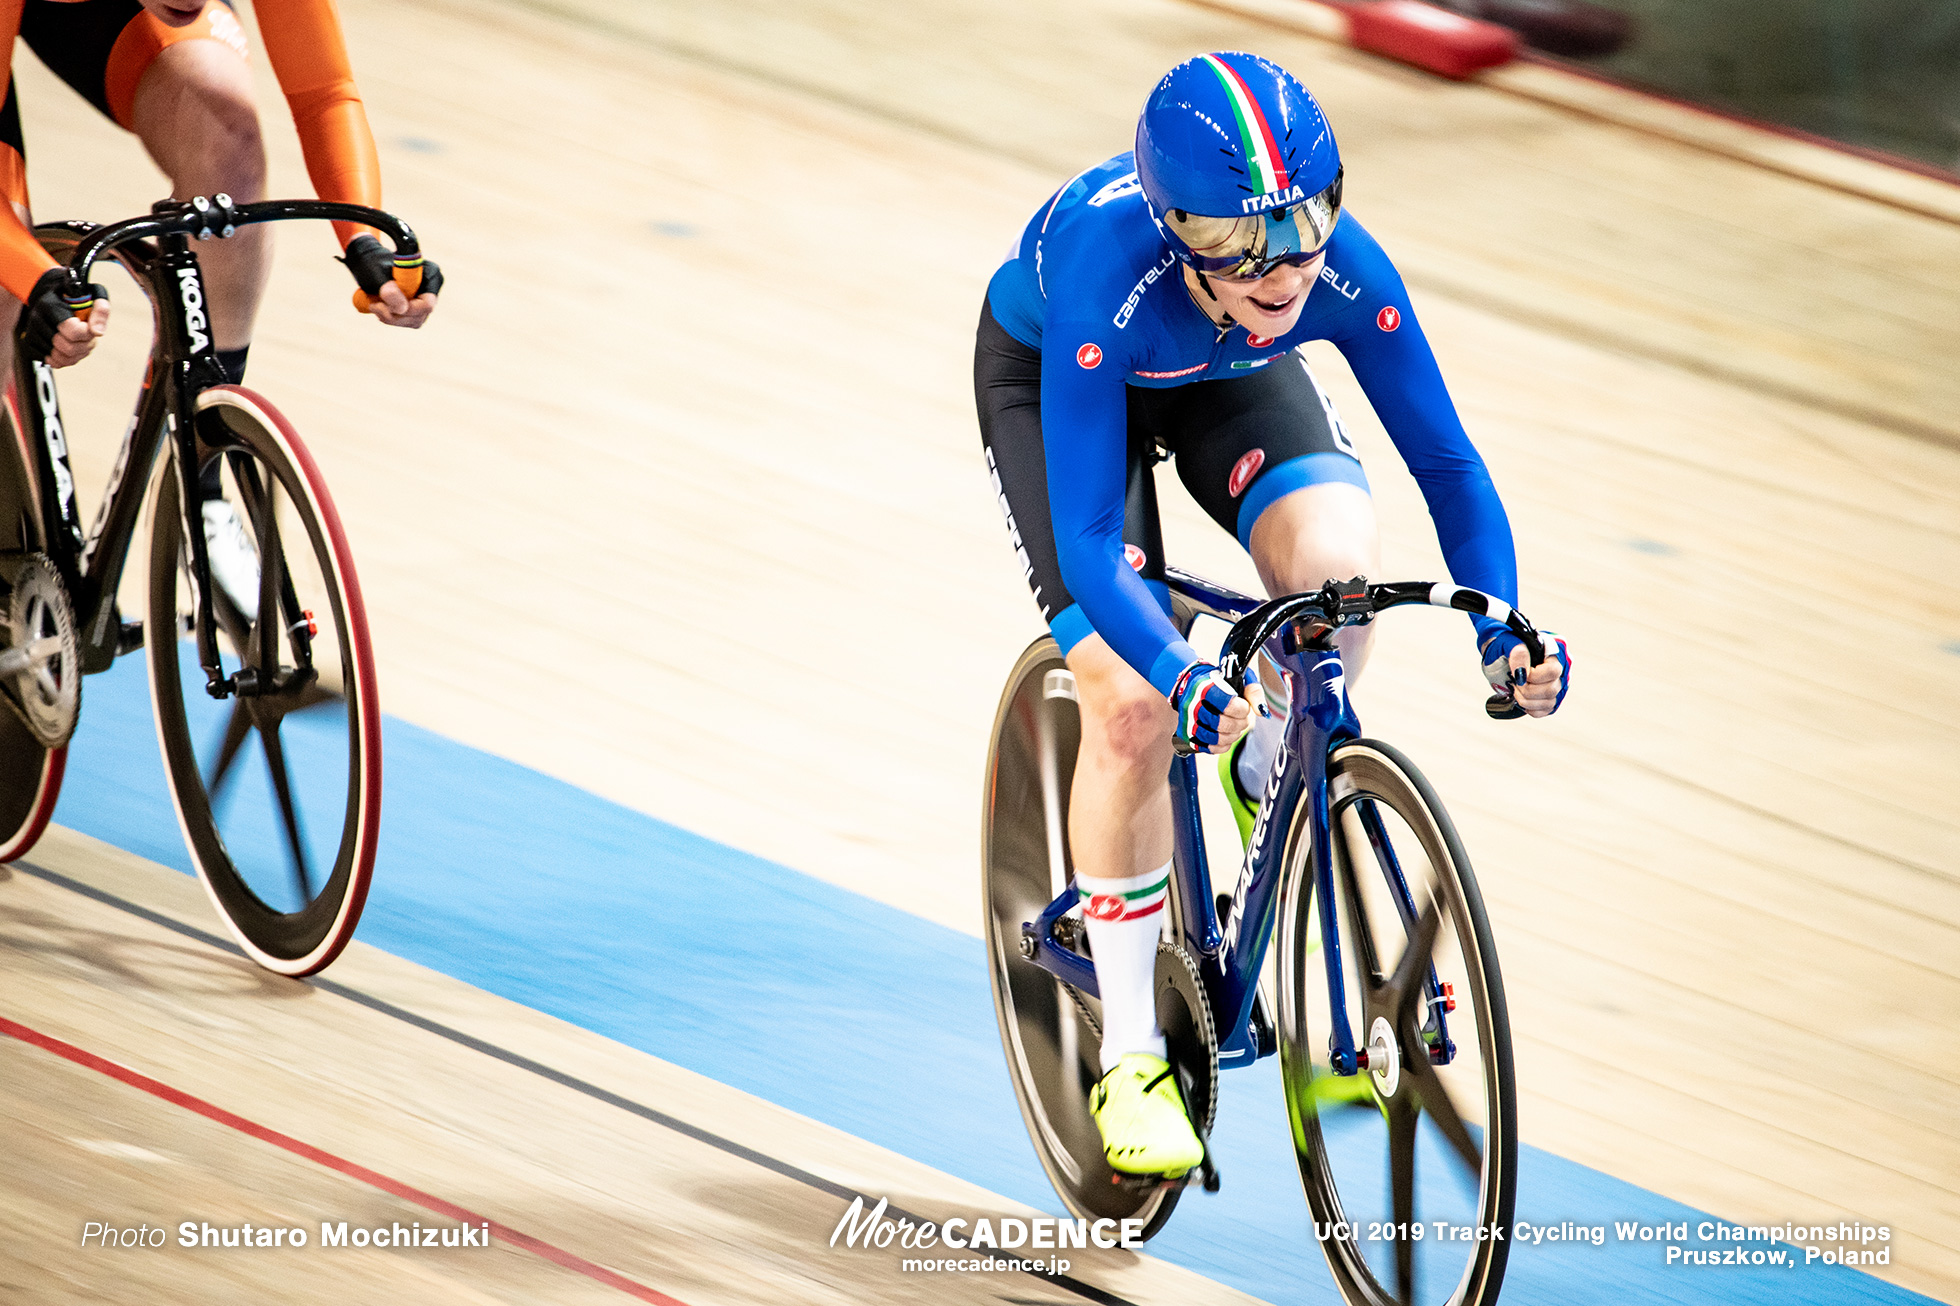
[1214,577,1547,717]
[59,195,419,297]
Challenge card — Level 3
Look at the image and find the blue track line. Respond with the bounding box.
[54,656,1932,1305]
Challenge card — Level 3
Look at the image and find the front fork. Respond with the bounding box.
[1295,635,1364,1076]
[170,398,230,699]
[1295,631,1454,1075]
[159,238,244,701]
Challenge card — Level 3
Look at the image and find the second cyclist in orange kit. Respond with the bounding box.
[0,0,441,603]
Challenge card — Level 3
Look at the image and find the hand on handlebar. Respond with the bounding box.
[340,233,442,328]
[24,267,110,368]
[1480,629,1571,719]
[1171,661,1267,754]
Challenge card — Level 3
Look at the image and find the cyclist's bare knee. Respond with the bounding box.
[1249,483,1381,677]
[1249,483,1380,593]
[1067,636,1173,774]
[131,42,267,199]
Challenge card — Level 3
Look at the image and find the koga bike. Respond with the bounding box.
[985,572,1548,1306]
[0,194,430,976]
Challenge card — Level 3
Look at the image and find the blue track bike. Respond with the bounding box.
[984,573,1547,1306]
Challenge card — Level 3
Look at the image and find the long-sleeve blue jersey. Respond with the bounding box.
[985,153,1518,697]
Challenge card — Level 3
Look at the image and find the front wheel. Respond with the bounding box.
[146,386,381,976]
[1277,739,1517,1306]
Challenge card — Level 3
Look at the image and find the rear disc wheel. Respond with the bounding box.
[983,635,1198,1238]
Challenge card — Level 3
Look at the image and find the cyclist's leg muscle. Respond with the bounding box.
[1064,633,1177,1072]
[1248,481,1380,679]
[18,1,264,350]
[975,298,1180,1071]
[128,26,266,352]
[1064,633,1174,881]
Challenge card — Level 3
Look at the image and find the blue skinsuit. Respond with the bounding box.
[985,153,1517,697]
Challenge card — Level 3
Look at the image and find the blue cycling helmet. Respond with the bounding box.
[1136,52,1344,279]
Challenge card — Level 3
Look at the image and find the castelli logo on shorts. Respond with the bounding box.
[1376,306,1400,332]
[1076,342,1103,369]
[1246,334,1275,347]
[1084,894,1127,921]
[1228,449,1265,498]
[1124,543,1147,572]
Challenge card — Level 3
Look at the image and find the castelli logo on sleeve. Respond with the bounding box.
[1084,894,1126,921]
[1076,342,1103,369]
[1376,306,1400,332]
[1246,334,1275,348]
[1123,543,1147,571]
[1228,448,1265,498]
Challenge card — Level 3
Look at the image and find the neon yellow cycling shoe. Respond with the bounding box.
[1219,736,1260,848]
[1090,1053,1205,1176]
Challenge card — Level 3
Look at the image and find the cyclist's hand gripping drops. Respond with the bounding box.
[340,233,443,328]
[1480,629,1572,719]
[1170,661,1265,753]
[24,267,109,368]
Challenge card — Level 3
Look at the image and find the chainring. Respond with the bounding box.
[1155,940,1219,1140]
[2,552,81,748]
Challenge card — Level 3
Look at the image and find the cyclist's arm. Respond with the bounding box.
[253,0,382,249]
[1326,227,1517,648]
[1042,323,1200,697]
[0,188,58,305]
[0,3,62,304]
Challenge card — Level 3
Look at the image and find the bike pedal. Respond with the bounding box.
[1198,1136,1221,1193]
[117,619,144,656]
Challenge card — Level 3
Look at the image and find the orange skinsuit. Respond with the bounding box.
[0,0,384,305]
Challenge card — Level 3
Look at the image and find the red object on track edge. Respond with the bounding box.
[1346,1,1518,80]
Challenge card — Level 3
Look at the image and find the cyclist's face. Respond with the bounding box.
[1202,255,1322,336]
[140,0,206,27]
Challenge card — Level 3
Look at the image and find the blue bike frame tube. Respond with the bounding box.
[1206,709,1302,1064]
[1030,889,1098,994]
[1020,573,1370,1074]
[1168,752,1221,958]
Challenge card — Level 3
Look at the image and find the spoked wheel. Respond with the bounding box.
[146,386,380,976]
[0,384,67,861]
[982,635,1213,1240]
[1278,739,1516,1306]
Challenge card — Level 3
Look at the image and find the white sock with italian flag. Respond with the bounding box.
[1076,862,1171,1073]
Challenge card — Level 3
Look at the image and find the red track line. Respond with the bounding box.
[0,1013,690,1306]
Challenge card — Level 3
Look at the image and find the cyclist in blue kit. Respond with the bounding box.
[975,51,1571,1176]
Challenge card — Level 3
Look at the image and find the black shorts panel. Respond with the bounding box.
[975,298,1365,634]
[1132,353,1362,544]
[19,0,145,121]
[975,301,1163,625]
[0,79,21,167]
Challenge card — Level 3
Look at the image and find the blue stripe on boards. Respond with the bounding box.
[56,655,1933,1306]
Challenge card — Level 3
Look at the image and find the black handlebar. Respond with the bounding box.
[60,195,418,295]
[1214,577,1547,721]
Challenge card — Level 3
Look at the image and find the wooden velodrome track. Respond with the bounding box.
[3,0,1957,1301]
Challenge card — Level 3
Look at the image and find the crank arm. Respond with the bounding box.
[0,635,62,678]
